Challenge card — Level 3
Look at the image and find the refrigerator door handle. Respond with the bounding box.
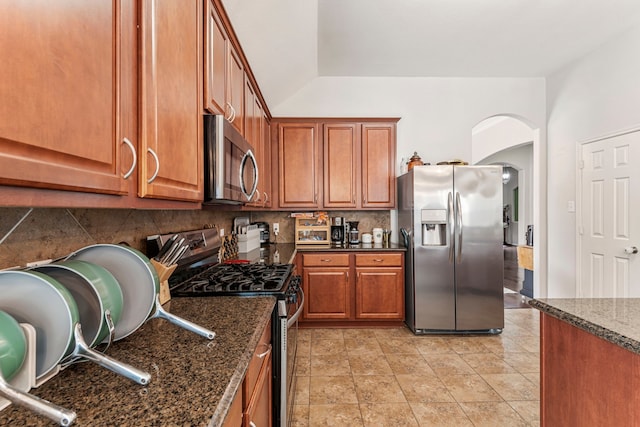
[456,191,463,263]
[400,227,412,248]
[448,192,454,263]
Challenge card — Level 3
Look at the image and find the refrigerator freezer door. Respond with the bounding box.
[453,166,504,331]
[412,166,456,330]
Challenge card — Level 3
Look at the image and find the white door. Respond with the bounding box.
[580,129,640,297]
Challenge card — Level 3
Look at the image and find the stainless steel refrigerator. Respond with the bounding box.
[398,165,504,334]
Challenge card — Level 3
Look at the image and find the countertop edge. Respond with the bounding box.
[208,297,276,426]
[529,299,640,355]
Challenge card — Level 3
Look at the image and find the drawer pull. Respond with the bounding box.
[321,258,332,262]
[373,258,384,262]
[257,344,272,359]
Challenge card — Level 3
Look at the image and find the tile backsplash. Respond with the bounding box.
[0,208,390,269]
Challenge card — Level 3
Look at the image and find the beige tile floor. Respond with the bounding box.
[292,308,540,426]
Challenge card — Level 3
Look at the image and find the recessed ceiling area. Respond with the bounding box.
[222,0,640,106]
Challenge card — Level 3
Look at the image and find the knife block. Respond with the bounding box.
[150,259,177,305]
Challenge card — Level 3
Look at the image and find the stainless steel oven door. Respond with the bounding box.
[280,283,303,426]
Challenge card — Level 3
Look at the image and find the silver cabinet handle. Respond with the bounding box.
[229,104,236,123]
[147,147,159,183]
[256,344,272,359]
[122,138,137,179]
[373,258,384,263]
[321,258,332,262]
[224,102,233,121]
[625,246,638,254]
[249,422,257,427]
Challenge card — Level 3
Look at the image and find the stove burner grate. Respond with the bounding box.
[169,263,293,295]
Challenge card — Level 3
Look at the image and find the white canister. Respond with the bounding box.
[372,228,383,244]
[361,233,372,244]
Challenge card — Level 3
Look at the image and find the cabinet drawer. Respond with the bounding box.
[303,253,350,267]
[355,253,403,267]
[243,319,272,403]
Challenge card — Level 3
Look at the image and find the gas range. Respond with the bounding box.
[169,262,294,296]
[147,227,302,427]
[147,227,297,297]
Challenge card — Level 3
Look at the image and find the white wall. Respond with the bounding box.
[546,24,640,297]
[272,77,546,167]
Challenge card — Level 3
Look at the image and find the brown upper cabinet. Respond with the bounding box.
[273,119,398,210]
[139,0,203,202]
[0,0,203,207]
[244,79,272,208]
[361,123,397,208]
[276,122,323,209]
[0,1,132,196]
[204,0,244,134]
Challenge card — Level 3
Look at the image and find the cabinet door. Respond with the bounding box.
[204,0,227,115]
[139,0,203,202]
[0,1,130,195]
[355,267,404,319]
[323,123,359,208]
[228,46,244,135]
[261,113,272,208]
[361,123,396,208]
[277,123,321,208]
[302,268,351,320]
[244,351,272,427]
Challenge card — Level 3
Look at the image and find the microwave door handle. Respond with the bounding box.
[239,149,259,201]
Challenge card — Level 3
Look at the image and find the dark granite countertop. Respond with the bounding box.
[530,298,640,355]
[293,243,406,252]
[255,242,405,266]
[0,296,275,426]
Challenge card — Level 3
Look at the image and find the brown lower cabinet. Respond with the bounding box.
[540,313,640,426]
[224,318,272,427]
[300,252,404,326]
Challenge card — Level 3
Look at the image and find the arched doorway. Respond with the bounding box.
[471,115,546,298]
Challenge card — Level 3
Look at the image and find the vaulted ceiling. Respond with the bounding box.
[221,0,640,108]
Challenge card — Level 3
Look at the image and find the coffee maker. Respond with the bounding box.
[348,220,360,245]
[330,216,346,246]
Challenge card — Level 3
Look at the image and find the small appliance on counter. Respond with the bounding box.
[330,216,346,246]
[252,222,270,244]
[348,221,360,245]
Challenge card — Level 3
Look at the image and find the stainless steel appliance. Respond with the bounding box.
[203,115,258,205]
[398,165,504,334]
[147,228,302,427]
[347,221,360,245]
[330,217,346,246]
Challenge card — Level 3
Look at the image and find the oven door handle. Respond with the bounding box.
[287,287,304,328]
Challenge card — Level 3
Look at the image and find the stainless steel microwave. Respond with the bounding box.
[203,115,258,205]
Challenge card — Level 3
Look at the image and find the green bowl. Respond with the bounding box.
[0,310,27,381]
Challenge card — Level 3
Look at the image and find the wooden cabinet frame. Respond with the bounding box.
[300,251,405,327]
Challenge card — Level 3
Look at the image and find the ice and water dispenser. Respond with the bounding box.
[421,209,447,246]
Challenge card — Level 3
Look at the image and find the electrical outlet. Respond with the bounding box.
[219,228,224,237]
[273,223,279,235]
